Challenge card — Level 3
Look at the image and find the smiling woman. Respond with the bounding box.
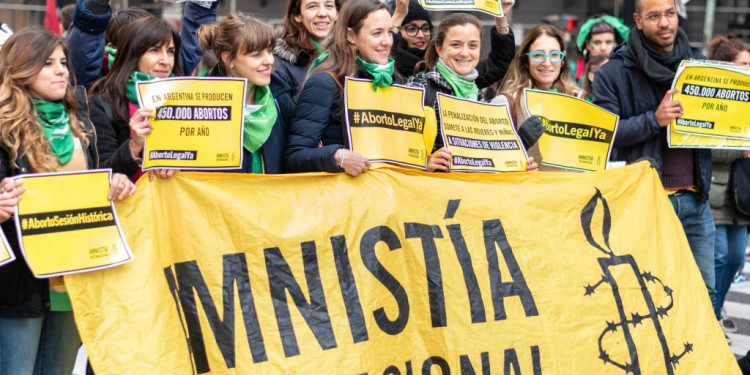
[0,27,134,375]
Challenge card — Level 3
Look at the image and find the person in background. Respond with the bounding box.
[0,27,134,375]
[273,0,341,100]
[388,0,432,77]
[593,0,716,316]
[706,34,750,339]
[570,14,628,86]
[198,12,292,174]
[493,24,578,164]
[579,54,609,101]
[285,0,400,176]
[61,4,75,36]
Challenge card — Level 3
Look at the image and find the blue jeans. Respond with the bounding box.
[0,311,81,375]
[714,223,748,317]
[668,191,717,317]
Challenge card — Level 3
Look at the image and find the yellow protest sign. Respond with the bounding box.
[66,162,739,374]
[419,0,503,17]
[13,170,133,278]
[345,78,427,169]
[669,124,750,149]
[670,63,750,140]
[524,89,619,171]
[0,230,14,268]
[437,93,527,172]
[136,77,246,170]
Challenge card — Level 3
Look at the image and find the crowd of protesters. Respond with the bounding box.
[0,0,748,373]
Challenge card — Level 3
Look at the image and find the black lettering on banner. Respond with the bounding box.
[543,121,613,143]
[264,243,337,357]
[155,105,232,121]
[422,356,450,375]
[675,118,715,129]
[330,235,369,343]
[459,352,490,375]
[171,255,267,374]
[19,206,115,235]
[681,83,750,102]
[404,223,446,328]
[447,224,487,324]
[483,220,539,320]
[149,150,198,161]
[163,267,198,375]
[360,226,410,335]
[503,349,521,375]
[349,109,425,133]
[531,346,542,375]
[446,135,520,151]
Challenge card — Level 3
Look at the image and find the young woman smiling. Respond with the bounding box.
[285,0,400,176]
[406,13,537,172]
[0,28,134,375]
[198,12,292,174]
[273,0,341,100]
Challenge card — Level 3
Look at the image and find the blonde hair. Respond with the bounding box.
[198,12,275,76]
[0,27,89,172]
[500,24,579,111]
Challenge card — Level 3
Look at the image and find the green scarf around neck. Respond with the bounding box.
[105,45,117,71]
[243,85,277,173]
[357,58,394,89]
[312,39,325,53]
[125,71,159,106]
[436,60,479,100]
[33,100,74,165]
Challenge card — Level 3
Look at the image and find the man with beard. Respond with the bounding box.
[593,0,716,319]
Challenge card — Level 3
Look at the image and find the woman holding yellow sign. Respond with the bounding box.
[406,13,537,172]
[286,0,401,176]
[198,13,291,174]
[89,17,182,181]
[0,28,134,375]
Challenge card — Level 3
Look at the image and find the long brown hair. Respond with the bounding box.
[500,24,578,110]
[0,27,88,172]
[198,12,275,77]
[708,35,747,62]
[280,0,341,61]
[310,0,389,87]
[90,17,182,123]
[424,13,482,71]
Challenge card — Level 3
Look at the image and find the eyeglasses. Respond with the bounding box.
[526,50,566,64]
[640,9,678,24]
[402,24,431,37]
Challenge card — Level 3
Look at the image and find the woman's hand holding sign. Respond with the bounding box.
[128,108,155,159]
[426,147,452,172]
[0,178,24,223]
[336,149,370,177]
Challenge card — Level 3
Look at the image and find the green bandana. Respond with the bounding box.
[357,58,394,89]
[575,15,630,52]
[33,100,74,165]
[308,51,329,73]
[312,39,325,53]
[105,45,117,71]
[243,85,277,173]
[436,60,479,100]
[125,71,158,106]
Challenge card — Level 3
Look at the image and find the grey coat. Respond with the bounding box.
[709,149,750,226]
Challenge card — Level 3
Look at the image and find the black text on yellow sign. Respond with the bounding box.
[437,93,527,172]
[13,170,133,278]
[524,89,619,171]
[0,230,14,268]
[64,163,740,375]
[345,77,427,169]
[671,63,750,140]
[136,77,247,170]
[419,0,503,17]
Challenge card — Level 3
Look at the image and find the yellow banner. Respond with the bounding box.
[136,77,246,170]
[669,124,750,149]
[345,78,427,169]
[13,170,132,278]
[524,89,619,171]
[0,230,14,267]
[66,163,739,374]
[419,0,503,17]
[670,63,750,140]
[437,93,527,172]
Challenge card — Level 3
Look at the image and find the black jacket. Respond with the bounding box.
[271,38,316,101]
[285,69,404,173]
[88,95,141,177]
[593,43,712,200]
[0,87,99,317]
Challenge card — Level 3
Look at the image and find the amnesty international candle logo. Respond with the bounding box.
[13,170,133,278]
[670,61,750,141]
[524,89,619,171]
[136,77,247,170]
[345,78,427,169]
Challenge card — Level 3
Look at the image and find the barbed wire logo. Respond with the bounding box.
[581,189,692,374]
